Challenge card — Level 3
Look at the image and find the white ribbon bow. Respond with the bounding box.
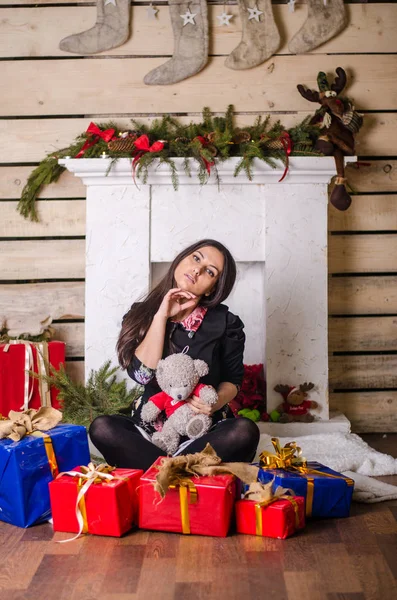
[57,462,115,543]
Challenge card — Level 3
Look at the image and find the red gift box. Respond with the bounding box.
[49,466,143,537]
[0,340,65,414]
[235,496,305,539]
[139,458,236,537]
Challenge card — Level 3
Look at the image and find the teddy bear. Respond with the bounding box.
[273,382,318,423]
[140,352,218,455]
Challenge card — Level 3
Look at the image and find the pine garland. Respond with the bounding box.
[19,106,324,222]
[30,360,142,427]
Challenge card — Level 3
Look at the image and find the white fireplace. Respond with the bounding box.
[60,156,354,431]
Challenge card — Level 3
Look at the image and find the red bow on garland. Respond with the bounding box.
[194,136,215,175]
[132,135,165,179]
[75,122,116,158]
[277,132,293,183]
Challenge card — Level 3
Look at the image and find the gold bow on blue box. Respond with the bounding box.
[258,438,354,518]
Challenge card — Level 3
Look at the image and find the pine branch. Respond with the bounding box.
[29,360,141,428]
[18,159,66,222]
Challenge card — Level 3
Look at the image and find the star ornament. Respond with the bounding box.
[247,6,263,22]
[104,0,116,6]
[288,0,296,13]
[146,4,159,20]
[180,9,197,26]
[217,11,234,27]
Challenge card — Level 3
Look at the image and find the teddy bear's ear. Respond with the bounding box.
[156,360,164,376]
[193,359,209,378]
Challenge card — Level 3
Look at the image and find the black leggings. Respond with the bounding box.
[89,414,260,472]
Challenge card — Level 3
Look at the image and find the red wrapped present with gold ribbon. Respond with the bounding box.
[139,445,258,537]
[0,340,65,414]
[49,463,143,538]
[236,481,305,539]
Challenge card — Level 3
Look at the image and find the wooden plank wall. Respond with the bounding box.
[0,1,396,432]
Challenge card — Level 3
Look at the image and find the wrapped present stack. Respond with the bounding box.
[0,407,90,528]
[50,463,143,538]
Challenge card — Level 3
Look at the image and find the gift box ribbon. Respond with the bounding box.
[3,340,51,410]
[57,462,116,543]
[169,479,198,535]
[255,495,300,536]
[29,430,59,478]
[259,437,354,517]
[243,480,300,536]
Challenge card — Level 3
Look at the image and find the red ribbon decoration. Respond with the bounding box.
[278,132,293,183]
[131,135,165,182]
[75,122,116,158]
[194,136,215,175]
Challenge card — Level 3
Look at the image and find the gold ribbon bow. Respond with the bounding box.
[259,437,307,470]
[244,480,300,536]
[259,438,354,517]
[57,462,116,543]
[2,340,51,410]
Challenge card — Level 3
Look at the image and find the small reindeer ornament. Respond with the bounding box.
[274,382,318,423]
[297,67,363,211]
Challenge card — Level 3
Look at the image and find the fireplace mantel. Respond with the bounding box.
[60,156,355,426]
[60,156,347,185]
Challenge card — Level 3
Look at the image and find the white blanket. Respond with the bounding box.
[256,432,397,503]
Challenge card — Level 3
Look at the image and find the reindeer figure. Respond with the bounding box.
[297,67,363,211]
[274,382,318,423]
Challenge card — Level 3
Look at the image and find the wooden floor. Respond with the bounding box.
[1,434,396,600]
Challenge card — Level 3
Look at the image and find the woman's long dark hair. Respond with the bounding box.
[117,239,237,368]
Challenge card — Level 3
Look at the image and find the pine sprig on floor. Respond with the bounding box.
[29,360,141,427]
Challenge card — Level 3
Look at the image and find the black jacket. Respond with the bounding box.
[126,304,245,433]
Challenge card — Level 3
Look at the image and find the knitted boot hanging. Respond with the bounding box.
[288,0,347,55]
[225,0,280,70]
[59,0,130,55]
[144,0,208,85]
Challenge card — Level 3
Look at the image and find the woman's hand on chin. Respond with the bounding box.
[187,394,217,416]
[155,288,197,320]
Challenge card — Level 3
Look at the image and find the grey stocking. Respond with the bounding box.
[225,0,280,70]
[144,0,209,85]
[59,0,130,55]
[288,0,347,55]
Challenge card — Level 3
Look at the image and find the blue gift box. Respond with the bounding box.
[257,461,354,519]
[0,424,90,528]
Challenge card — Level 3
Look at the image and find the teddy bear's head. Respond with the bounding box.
[156,353,209,402]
